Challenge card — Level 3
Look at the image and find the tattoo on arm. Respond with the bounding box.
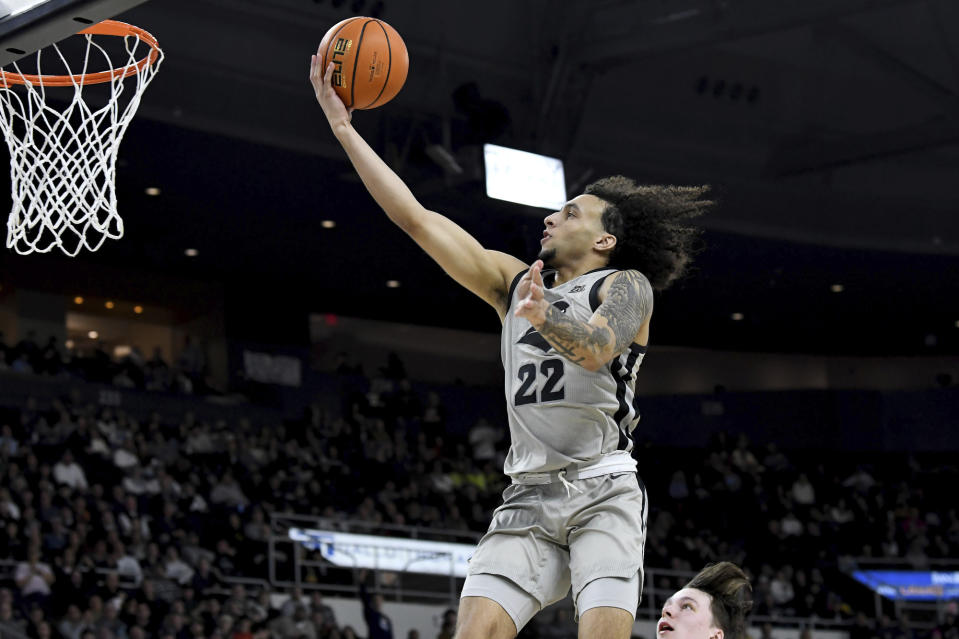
[534,270,653,367]
[537,305,610,365]
[598,270,654,355]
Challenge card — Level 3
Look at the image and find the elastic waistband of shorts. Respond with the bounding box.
[510,458,637,485]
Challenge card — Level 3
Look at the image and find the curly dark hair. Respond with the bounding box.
[683,562,753,639]
[584,176,712,290]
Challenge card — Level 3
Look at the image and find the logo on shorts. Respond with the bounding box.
[569,285,586,293]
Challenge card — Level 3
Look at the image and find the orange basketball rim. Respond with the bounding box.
[0,20,161,87]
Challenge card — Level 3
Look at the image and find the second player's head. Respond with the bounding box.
[540,176,712,290]
[658,562,752,639]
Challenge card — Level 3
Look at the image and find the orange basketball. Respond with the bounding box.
[319,17,409,110]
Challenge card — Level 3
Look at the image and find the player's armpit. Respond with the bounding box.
[593,270,654,357]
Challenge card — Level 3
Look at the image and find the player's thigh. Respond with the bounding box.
[455,595,517,639]
[578,606,634,639]
[568,472,648,595]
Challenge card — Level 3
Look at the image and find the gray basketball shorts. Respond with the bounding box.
[464,471,648,615]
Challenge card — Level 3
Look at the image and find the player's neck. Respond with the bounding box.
[551,257,610,287]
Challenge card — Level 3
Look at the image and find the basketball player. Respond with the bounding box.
[310,53,712,639]
[658,562,753,639]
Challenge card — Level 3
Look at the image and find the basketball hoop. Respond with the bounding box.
[0,20,163,255]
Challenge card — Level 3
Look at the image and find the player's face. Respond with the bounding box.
[658,588,722,639]
[538,194,609,266]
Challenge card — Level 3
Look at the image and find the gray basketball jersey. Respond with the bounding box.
[501,267,646,478]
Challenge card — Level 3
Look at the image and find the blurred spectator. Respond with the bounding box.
[308,591,336,631]
[163,546,195,585]
[113,543,144,587]
[53,450,88,491]
[210,471,249,509]
[0,424,19,456]
[435,609,455,639]
[791,473,815,506]
[270,604,316,639]
[538,606,576,639]
[467,418,502,463]
[770,570,795,607]
[58,604,89,639]
[844,467,877,492]
[15,547,55,609]
[358,570,393,639]
[0,598,27,636]
[668,470,689,500]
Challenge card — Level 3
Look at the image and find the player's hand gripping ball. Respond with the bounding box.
[319,17,409,110]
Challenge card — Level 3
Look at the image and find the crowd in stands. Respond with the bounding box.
[1,331,959,639]
[0,330,210,395]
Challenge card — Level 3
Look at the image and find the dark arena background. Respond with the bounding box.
[1,1,959,638]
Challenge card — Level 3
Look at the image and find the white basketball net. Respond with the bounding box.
[0,27,163,255]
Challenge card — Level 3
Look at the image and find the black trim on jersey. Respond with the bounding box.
[638,475,648,534]
[507,269,526,308]
[610,343,644,430]
[588,271,616,312]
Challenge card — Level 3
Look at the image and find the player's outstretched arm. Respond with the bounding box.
[515,261,653,371]
[310,51,525,317]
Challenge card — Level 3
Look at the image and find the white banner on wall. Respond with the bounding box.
[288,528,476,577]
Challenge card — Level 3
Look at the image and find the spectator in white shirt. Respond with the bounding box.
[467,418,502,463]
[791,473,815,506]
[15,547,55,607]
[113,543,144,587]
[770,570,795,606]
[113,440,140,470]
[53,451,88,491]
[163,546,195,585]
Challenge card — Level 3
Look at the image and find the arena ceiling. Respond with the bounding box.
[2,0,959,356]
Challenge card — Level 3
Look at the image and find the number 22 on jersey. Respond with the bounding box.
[514,358,565,406]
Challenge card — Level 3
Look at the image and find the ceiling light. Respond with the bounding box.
[830,284,844,293]
[955,320,959,329]
[730,312,744,321]
[184,248,199,257]
[65,339,75,350]
[88,330,98,339]
[145,187,161,196]
[134,305,143,314]
[321,220,336,229]
[73,296,84,305]
[105,301,115,309]
[386,280,401,288]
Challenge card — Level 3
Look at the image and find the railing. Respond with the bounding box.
[269,513,478,605]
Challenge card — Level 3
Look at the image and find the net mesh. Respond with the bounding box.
[0,25,163,255]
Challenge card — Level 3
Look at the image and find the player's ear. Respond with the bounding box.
[596,233,617,253]
[708,628,724,639]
